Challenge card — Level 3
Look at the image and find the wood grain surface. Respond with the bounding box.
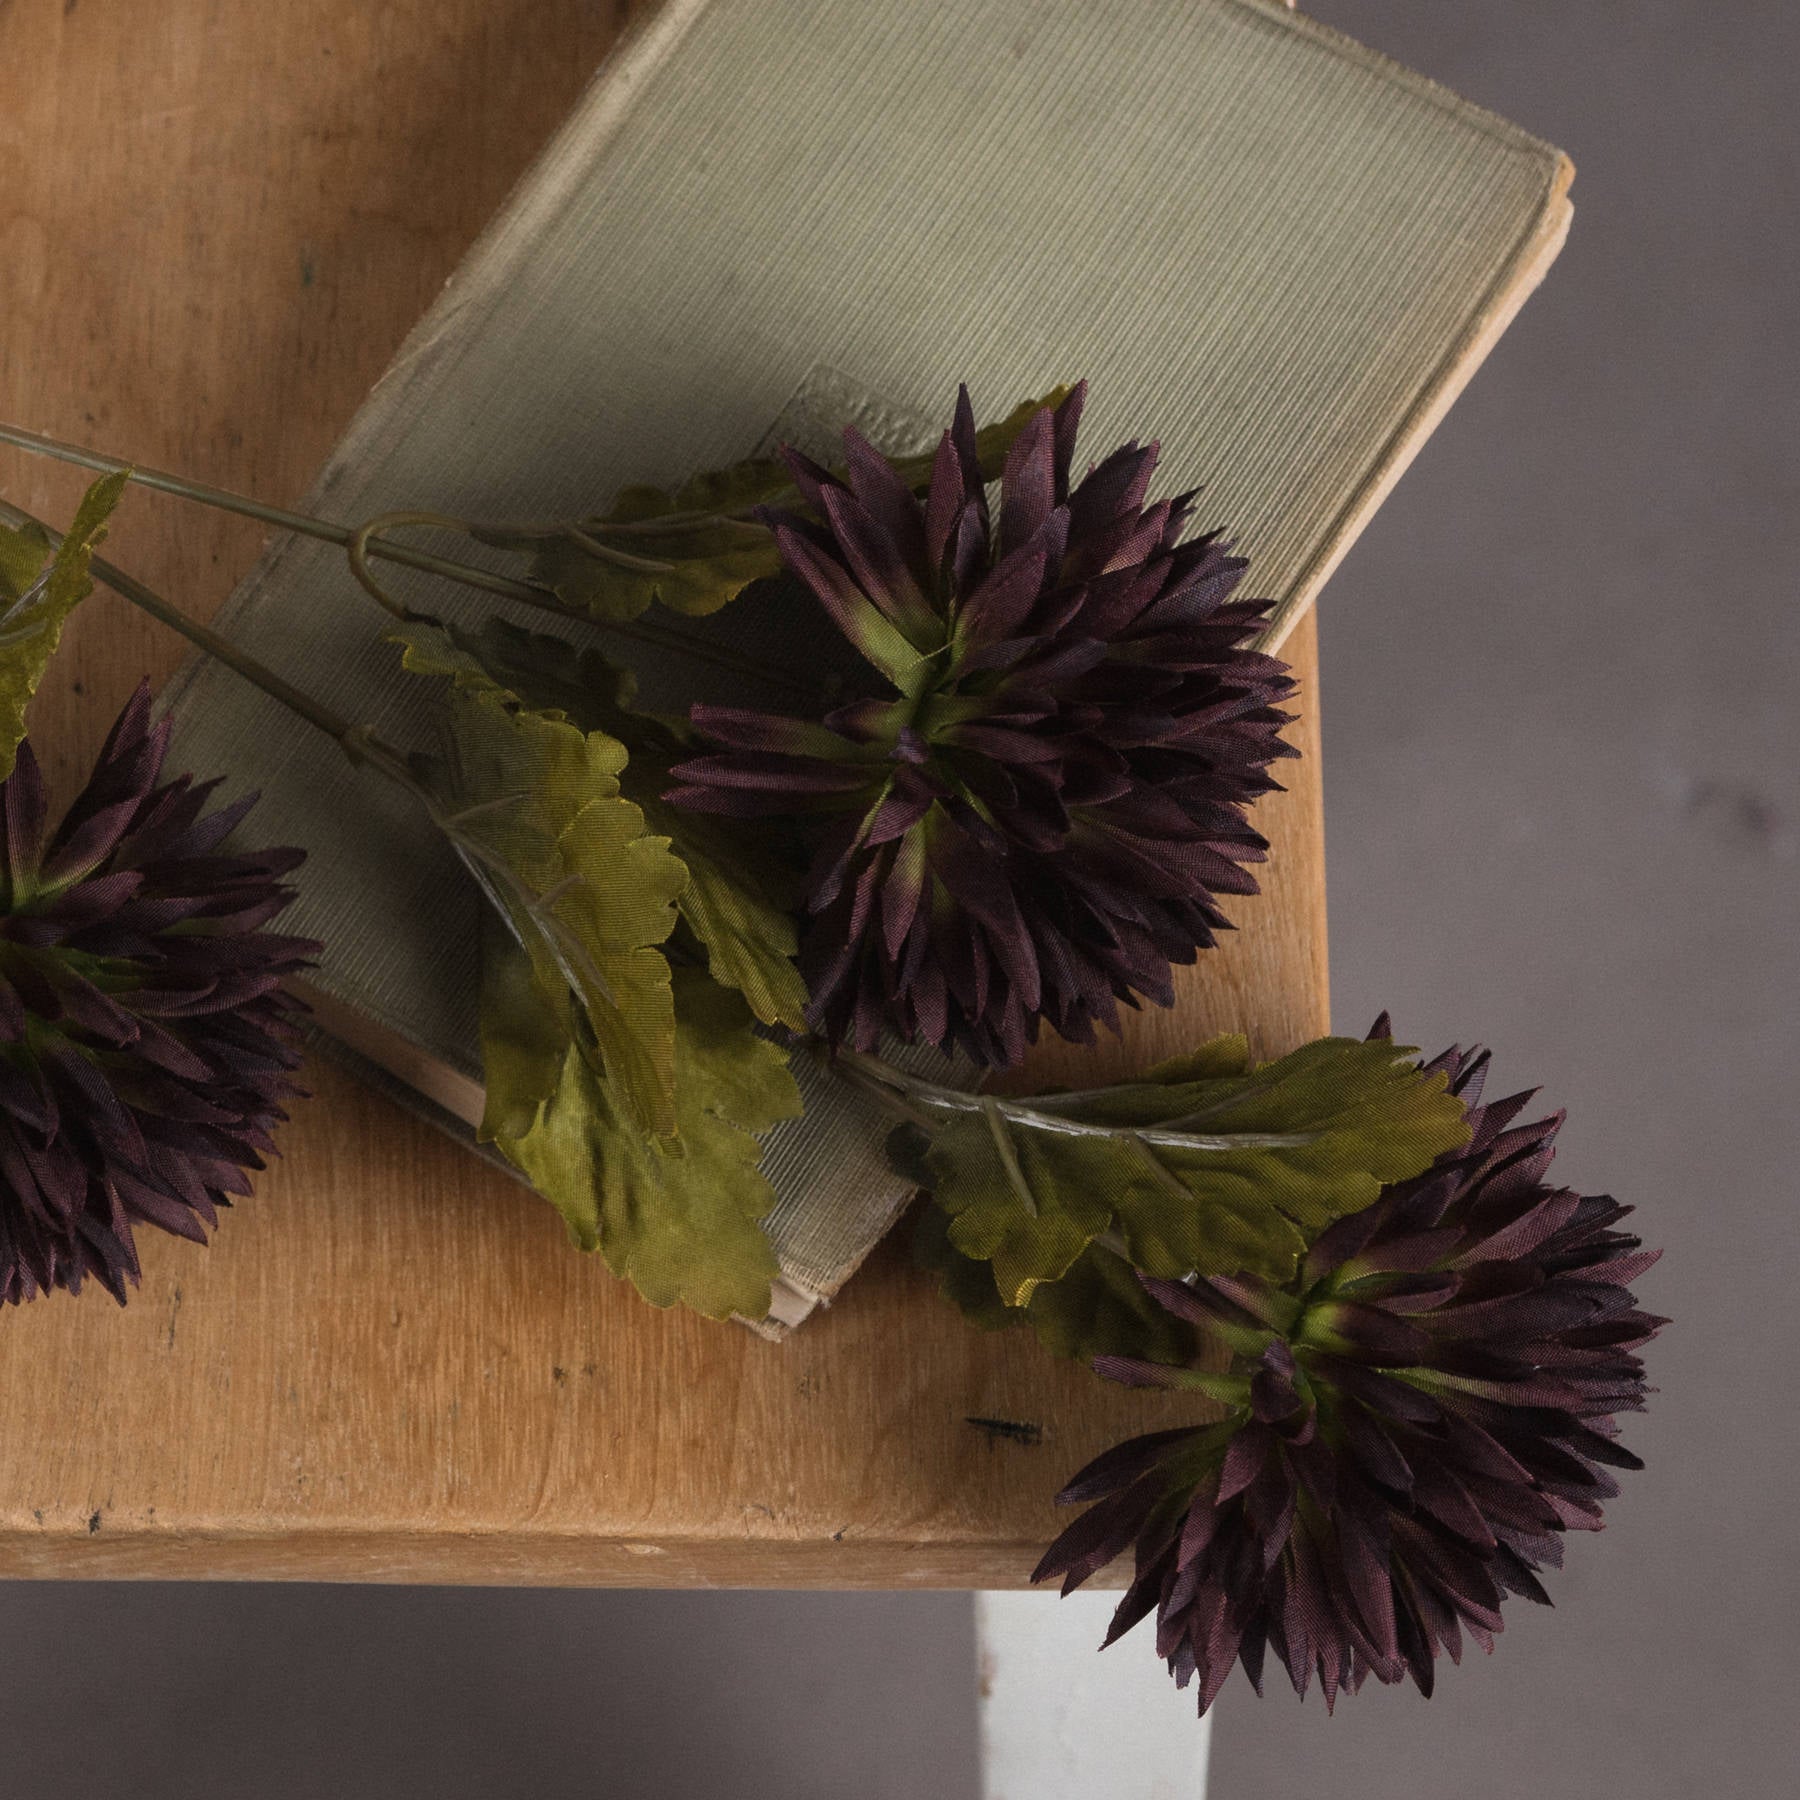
[0,0,1328,1586]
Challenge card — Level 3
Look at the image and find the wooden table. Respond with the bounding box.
[0,0,1326,1587]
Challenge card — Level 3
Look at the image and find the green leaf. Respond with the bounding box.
[0,470,130,778]
[913,1203,1194,1367]
[411,615,810,1031]
[475,455,795,622]
[475,387,1072,624]
[1021,1243,1200,1365]
[476,907,570,1142]
[908,1035,1471,1306]
[496,961,803,1320]
[513,517,783,625]
[911,1197,1022,1333]
[1125,1033,1254,1085]
[392,619,688,1140]
[402,620,807,1315]
[931,1101,1115,1308]
[0,520,51,603]
[648,802,810,1031]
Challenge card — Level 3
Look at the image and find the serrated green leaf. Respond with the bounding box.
[910,1035,1471,1306]
[476,906,575,1142]
[475,454,793,622]
[931,1107,1115,1307]
[392,619,687,1140]
[496,961,803,1320]
[1021,1244,1199,1365]
[648,802,810,1030]
[913,1204,1194,1367]
[474,387,1072,625]
[409,614,810,1031]
[0,471,130,778]
[0,519,51,603]
[911,1200,1022,1332]
[1129,1033,1253,1085]
[516,522,783,624]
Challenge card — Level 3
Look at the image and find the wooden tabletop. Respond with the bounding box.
[0,0,1327,1587]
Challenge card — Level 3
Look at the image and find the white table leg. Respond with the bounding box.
[974,1592,1212,1800]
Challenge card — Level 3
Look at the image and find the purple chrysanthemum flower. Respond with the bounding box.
[666,384,1297,1066]
[0,684,317,1304]
[1034,1024,1664,1712]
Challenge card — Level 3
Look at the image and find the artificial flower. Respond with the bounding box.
[1034,1024,1663,1711]
[0,685,316,1303]
[667,384,1296,1065]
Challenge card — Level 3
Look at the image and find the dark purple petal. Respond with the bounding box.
[1050,382,1087,498]
[997,406,1056,559]
[817,479,934,638]
[0,692,317,1308]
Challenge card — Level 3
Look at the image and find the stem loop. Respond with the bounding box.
[0,421,815,697]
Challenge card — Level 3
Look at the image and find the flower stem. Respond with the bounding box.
[0,496,420,796]
[0,421,533,600]
[345,510,471,622]
[0,421,813,699]
[830,1046,1319,1152]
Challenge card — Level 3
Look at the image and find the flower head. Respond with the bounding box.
[1034,1024,1664,1712]
[666,385,1297,1066]
[0,684,317,1304]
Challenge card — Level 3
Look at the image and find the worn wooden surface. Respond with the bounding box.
[0,0,1328,1585]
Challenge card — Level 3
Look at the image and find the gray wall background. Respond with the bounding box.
[1213,2,1799,1796]
[1,3,1792,1795]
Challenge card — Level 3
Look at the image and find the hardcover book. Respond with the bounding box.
[160,0,1572,1331]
